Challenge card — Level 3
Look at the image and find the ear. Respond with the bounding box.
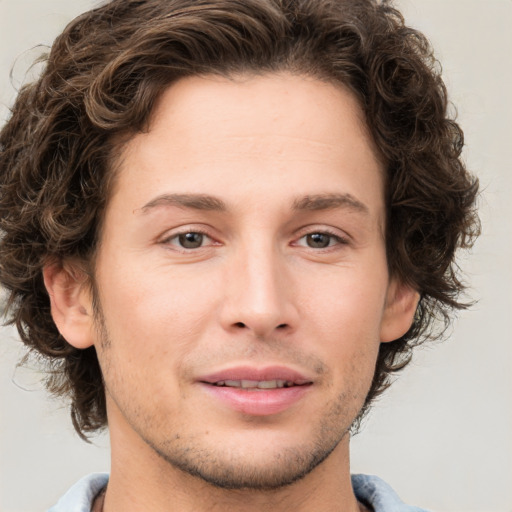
[380,279,420,343]
[43,261,95,349]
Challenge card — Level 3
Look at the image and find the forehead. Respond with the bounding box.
[111,72,384,219]
[145,72,376,162]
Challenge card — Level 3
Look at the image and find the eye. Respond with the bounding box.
[296,231,347,249]
[178,232,205,249]
[164,231,212,249]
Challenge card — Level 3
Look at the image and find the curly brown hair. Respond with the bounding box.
[0,0,479,438]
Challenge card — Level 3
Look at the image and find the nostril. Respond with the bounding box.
[231,321,289,332]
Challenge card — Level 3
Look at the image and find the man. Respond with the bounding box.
[0,0,479,510]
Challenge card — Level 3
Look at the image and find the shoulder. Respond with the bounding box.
[47,473,109,512]
[352,474,430,512]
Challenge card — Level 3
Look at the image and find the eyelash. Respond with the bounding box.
[159,227,349,251]
[160,228,215,250]
[294,229,349,250]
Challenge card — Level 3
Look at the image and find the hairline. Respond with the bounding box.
[86,69,387,269]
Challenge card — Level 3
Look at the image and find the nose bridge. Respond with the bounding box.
[221,234,296,336]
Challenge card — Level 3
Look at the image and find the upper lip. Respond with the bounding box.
[198,365,313,385]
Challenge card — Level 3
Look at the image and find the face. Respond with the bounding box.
[67,73,415,489]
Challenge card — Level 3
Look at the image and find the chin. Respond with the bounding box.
[142,413,351,491]
[154,439,341,490]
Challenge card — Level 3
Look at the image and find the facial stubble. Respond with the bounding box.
[93,295,369,491]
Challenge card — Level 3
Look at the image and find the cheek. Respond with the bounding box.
[297,262,387,377]
[95,258,222,358]
[300,262,388,334]
[93,267,216,417]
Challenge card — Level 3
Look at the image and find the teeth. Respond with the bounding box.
[213,379,295,389]
[257,380,278,389]
[241,380,259,388]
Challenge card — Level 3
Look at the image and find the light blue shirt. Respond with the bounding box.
[48,473,429,511]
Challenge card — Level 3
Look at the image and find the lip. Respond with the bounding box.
[199,365,312,385]
[197,365,313,416]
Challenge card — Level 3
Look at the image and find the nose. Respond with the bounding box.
[219,243,299,339]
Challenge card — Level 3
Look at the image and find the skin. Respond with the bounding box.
[45,73,418,511]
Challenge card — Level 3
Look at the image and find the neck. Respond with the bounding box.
[104,422,362,512]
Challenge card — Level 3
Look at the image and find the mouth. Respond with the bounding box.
[209,379,305,390]
[198,366,313,415]
[198,366,313,389]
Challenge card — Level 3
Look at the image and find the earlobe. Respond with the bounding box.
[43,261,95,349]
[380,280,420,343]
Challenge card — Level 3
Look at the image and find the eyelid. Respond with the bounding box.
[156,224,350,250]
[158,225,219,249]
[292,225,351,246]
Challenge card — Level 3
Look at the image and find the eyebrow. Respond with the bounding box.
[138,192,369,215]
[140,193,227,213]
[292,193,369,214]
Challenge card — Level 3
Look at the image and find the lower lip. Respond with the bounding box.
[200,383,311,416]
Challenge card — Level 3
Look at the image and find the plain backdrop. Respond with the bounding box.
[1,1,511,511]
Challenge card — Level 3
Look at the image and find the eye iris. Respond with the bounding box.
[179,232,203,248]
[307,233,331,248]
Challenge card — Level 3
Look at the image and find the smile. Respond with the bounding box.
[198,366,314,415]
[211,379,299,389]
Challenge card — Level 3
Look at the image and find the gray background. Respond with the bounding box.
[1,0,511,511]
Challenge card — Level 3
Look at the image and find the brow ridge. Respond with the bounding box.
[139,192,368,215]
[140,193,227,213]
[292,193,369,213]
